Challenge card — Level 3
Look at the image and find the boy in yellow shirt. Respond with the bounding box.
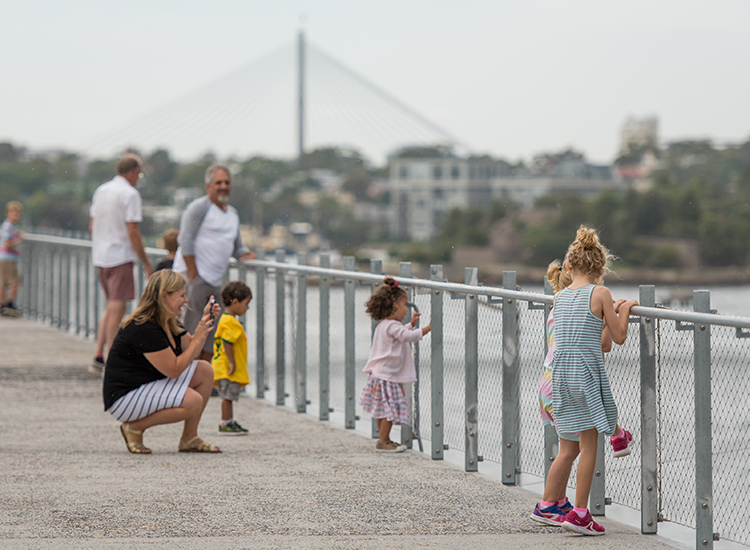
[212,281,252,435]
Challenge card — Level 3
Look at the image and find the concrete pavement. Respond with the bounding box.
[0,317,685,549]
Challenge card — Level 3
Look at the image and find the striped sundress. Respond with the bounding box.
[551,284,618,440]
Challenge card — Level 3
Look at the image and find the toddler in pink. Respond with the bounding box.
[360,277,431,453]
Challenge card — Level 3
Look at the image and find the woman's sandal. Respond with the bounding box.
[120,423,151,454]
[178,436,221,453]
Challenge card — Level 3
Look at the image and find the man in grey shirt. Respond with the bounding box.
[172,164,255,361]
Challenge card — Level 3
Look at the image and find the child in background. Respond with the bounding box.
[532,258,631,527]
[154,229,179,272]
[212,281,252,435]
[360,277,431,453]
[0,201,25,317]
[533,227,637,536]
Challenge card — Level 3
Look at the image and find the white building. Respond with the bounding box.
[620,116,659,155]
[389,153,622,241]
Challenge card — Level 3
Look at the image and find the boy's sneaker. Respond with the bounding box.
[375,441,406,453]
[88,357,105,376]
[530,502,568,526]
[561,510,606,536]
[611,428,634,457]
[219,421,249,435]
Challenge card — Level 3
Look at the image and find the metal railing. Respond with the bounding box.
[18,233,750,549]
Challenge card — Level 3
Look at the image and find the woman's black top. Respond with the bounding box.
[103,320,186,410]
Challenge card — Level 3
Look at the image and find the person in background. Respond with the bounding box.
[89,154,154,375]
[172,164,255,362]
[0,201,25,317]
[154,228,179,272]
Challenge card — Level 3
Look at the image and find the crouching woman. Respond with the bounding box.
[103,269,221,454]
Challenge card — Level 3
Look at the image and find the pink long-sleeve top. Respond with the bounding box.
[362,319,423,383]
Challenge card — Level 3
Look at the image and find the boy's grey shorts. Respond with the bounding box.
[217,379,241,401]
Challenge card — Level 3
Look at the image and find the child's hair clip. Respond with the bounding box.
[392,280,399,289]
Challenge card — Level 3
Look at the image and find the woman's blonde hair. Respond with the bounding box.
[565,225,614,278]
[546,259,572,293]
[122,269,186,335]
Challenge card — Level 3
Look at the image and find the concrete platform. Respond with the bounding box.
[0,317,684,549]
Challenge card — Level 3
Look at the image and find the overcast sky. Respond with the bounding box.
[1,0,749,165]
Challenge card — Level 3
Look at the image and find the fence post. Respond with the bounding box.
[295,253,307,413]
[344,256,356,429]
[255,248,266,398]
[21,240,32,315]
[92,260,100,339]
[543,277,557,482]
[275,249,286,406]
[400,261,414,449]
[590,433,606,516]
[639,285,658,533]
[694,290,714,549]
[319,254,330,421]
[44,243,53,324]
[370,259,383,439]
[465,267,479,472]
[430,264,444,460]
[502,271,519,484]
[76,250,82,336]
[55,250,62,327]
[61,250,70,331]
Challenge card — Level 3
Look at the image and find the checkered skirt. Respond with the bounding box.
[359,375,409,425]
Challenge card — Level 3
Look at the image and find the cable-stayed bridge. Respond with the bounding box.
[82,32,464,164]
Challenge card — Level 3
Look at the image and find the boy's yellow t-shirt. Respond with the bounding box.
[211,313,249,386]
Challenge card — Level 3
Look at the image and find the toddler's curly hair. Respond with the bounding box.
[365,276,407,321]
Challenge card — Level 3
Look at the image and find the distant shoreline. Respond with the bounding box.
[439,264,750,287]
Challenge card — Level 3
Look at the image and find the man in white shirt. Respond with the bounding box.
[89,154,153,374]
[173,164,255,361]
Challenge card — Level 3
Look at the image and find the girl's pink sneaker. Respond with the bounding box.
[562,510,606,535]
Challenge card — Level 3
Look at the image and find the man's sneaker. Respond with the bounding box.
[375,441,406,453]
[88,358,105,376]
[561,510,605,536]
[530,502,568,526]
[219,421,249,435]
[611,428,634,457]
[1,305,21,317]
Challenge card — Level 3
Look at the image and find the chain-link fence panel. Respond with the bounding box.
[604,321,642,509]
[655,316,696,531]
[412,291,433,448]
[441,294,468,453]
[710,324,750,546]
[476,300,504,464]
[517,301,547,478]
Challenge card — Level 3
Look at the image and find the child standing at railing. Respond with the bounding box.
[360,277,431,453]
[531,227,638,536]
[533,258,632,526]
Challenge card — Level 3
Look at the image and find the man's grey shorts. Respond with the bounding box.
[183,275,222,353]
[217,379,241,401]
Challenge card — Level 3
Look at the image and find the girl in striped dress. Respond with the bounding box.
[360,277,431,453]
[533,227,638,536]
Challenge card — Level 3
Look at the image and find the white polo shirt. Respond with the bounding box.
[90,175,142,268]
